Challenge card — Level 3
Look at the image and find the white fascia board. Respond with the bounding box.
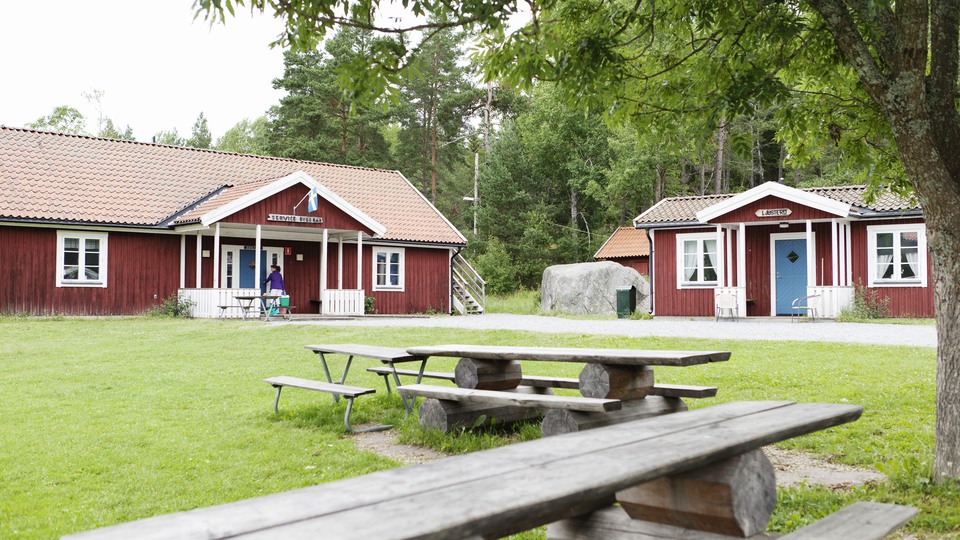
[199,170,387,237]
[632,198,672,227]
[695,181,851,223]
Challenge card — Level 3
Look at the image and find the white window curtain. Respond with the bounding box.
[903,250,919,279]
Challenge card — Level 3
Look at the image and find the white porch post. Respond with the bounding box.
[724,227,733,287]
[195,231,202,288]
[213,223,221,289]
[356,232,363,291]
[255,225,262,292]
[715,225,725,288]
[179,235,186,289]
[805,220,815,287]
[845,222,853,286]
[320,229,329,314]
[337,236,343,290]
[831,219,838,287]
[737,223,746,290]
[838,222,847,286]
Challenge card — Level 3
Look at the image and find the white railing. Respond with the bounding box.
[179,288,259,319]
[452,254,485,315]
[322,289,364,316]
[808,286,854,318]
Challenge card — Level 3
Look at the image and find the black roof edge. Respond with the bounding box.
[159,185,232,228]
[0,217,172,230]
[369,238,467,248]
[633,221,706,229]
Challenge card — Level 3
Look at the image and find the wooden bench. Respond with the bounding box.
[264,376,388,433]
[304,344,428,415]
[368,367,718,399]
[60,401,916,540]
[397,383,621,412]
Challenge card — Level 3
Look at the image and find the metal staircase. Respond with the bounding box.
[452,254,485,315]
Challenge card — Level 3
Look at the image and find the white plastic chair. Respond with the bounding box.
[715,290,739,321]
[791,295,820,322]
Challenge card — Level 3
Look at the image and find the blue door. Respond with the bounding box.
[775,239,807,315]
[238,250,269,293]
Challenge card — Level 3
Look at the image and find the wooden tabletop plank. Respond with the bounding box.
[406,344,731,366]
[396,384,622,412]
[304,343,426,362]
[230,402,862,540]
[62,401,860,540]
[779,502,918,540]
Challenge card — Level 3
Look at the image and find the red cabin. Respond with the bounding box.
[0,127,483,317]
[635,182,932,318]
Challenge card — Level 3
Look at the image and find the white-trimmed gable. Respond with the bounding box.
[199,171,387,236]
[695,181,850,223]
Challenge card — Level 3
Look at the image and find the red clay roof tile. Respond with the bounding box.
[0,127,466,245]
[594,227,650,259]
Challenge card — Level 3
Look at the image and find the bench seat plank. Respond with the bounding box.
[62,401,862,540]
[778,501,918,540]
[396,383,621,412]
[373,370,718,399]
[366,366,456,382]
[264,376,374,398]
[406,344,730,366]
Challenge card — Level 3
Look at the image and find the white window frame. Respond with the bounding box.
[867,223,927,287]
[56,230,108,288]
[372,246,405,291]
[676,233,719,288]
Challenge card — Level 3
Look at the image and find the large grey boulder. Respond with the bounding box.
[541,261,650,316]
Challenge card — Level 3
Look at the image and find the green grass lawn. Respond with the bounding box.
[0,316,955,539]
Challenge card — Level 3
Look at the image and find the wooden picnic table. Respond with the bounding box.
[405,344,731,366]
[401,344,728,434]
[304,344,428,414]
[62,401,917,540]
[233,294,281,322]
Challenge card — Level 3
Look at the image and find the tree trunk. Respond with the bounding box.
[570,189,580,259]
[714,119,726,194]
[807,0,960,481]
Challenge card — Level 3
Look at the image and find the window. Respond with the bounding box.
[676,234,718,287]
[867,224,927,287]
[56,231,108,287]
[373,247,404,291]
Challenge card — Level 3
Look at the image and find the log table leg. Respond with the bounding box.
[454,357,523,390]
[578,363,654,400]
[616,449,777,537]
[541,396,687,437]
[417,386,547,432]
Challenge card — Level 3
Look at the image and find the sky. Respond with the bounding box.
[0,1,289,142]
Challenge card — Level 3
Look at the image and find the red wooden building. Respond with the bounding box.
[594,226,650,276]
[634,181,932,318]
[0,127,483,317]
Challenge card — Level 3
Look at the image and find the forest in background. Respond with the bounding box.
[29,26,886,294]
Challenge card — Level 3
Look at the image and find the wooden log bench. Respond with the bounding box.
[367,366,718,399]
[60,401,916,540]
[264,376,389,433]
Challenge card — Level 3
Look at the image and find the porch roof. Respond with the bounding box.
[594,227,650,259]
[0,126,466,245]
[633,183,921,227]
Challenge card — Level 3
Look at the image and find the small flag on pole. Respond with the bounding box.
[307,187,318,212]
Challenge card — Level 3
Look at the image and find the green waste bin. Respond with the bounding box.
[616,286,637,318]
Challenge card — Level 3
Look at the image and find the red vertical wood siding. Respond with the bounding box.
[849,219,934,317]
[334,244,451,314]
[219,186,374,234]
[0,226,181,315]
[712,195,840,224]
[651,228,715,316]
[610,257,649,276]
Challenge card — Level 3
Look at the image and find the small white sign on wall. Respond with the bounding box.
[756,208,792,218]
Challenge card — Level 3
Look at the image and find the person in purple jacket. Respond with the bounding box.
[264,264,286,315]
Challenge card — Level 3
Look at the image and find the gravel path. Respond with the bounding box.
[295,313,936,348]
